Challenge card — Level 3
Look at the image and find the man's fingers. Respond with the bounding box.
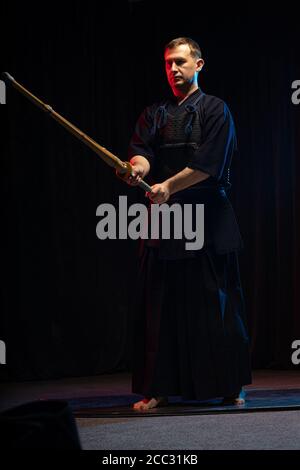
[116,169,142,186]
[126,172,142,186]
[148,193,161,203]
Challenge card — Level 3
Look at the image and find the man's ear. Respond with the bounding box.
[197,58,205,72]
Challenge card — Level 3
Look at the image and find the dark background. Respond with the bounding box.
[1,1,300,381]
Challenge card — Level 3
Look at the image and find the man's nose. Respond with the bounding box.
[171,62,178,72]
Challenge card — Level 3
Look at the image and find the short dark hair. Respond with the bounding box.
[164,37,202,59]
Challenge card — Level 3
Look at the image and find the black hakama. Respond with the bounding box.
[132,246,251,400]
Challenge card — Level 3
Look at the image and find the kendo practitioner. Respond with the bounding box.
[120,37,252,411]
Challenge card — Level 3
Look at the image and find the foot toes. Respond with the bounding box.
[222,390,246,406]
[132,397,167,411]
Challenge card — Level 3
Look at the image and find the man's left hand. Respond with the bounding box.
[147,182,170,203]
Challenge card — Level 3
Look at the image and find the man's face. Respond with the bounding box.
[164,44,204,93]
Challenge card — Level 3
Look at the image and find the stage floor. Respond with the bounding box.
[1,370,300,417]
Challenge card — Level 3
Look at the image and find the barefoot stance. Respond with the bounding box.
[222,389,246,406]
[133,397,168,411]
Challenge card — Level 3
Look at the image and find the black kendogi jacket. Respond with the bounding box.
[128,88,243,259]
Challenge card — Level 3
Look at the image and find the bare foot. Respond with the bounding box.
[132,396,168,411]
[222,389,246,406]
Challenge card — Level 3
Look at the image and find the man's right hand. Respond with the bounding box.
[116,162,145,186]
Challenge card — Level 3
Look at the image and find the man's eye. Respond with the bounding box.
[166,60,185,67]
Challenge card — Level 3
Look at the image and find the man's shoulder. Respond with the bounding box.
[139,98,170,122]
[139,100,162,116]
[145,97,170,111]
[201,93,228,108]
[200,93,234,119]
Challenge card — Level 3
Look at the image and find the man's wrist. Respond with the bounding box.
[163,179,173,195]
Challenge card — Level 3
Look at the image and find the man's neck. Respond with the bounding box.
[174,84,199,105]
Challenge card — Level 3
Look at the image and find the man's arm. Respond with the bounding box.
[121,159,209,200]
[149,167,209,203]
[165,167,209,195]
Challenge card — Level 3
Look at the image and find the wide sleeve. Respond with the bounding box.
[187,98,237,180]
[128,105,156,167]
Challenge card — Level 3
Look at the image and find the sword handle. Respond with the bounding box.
[138,179,152,193]
[118,161,152,193]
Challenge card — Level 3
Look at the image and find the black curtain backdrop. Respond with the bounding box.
[1,2,300,381]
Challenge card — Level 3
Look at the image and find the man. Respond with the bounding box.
[120,37,252,411]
